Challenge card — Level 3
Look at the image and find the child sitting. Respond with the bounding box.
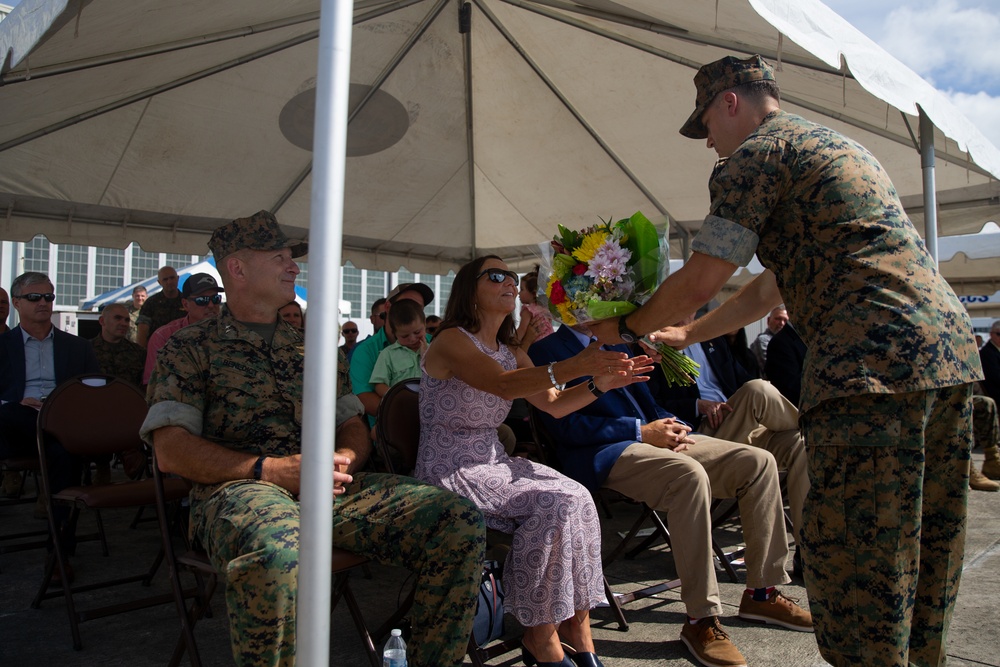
[370,299,428,396]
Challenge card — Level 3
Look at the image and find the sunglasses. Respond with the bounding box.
[190,294,223,306]
[342,328,358,334]
[377,312,387,320]
[16,292,55,303]
[476,268,519,286]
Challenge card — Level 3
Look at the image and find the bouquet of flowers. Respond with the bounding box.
[541,211,699,387]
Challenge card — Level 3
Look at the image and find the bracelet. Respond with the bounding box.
[587,378,604,397]
[252,455,267,481]
[547,362,566,391]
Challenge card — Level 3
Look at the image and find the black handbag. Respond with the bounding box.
[472,560,505,647]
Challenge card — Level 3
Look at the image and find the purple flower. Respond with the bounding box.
[586,240,631,282]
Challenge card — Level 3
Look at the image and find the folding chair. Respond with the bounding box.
[31,374,191,650]
[151,445,383,666]
[374,380,523,667]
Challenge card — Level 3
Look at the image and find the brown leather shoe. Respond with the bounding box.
[679,616,747,667]
[738,589,813,632]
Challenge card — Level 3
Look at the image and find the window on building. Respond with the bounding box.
[95,248,126,295]
[294,261,309,291]
[367,271,386,314]
[131,244,159,283]
[23,237,50,275]
[56,244,89,307]
[342,265,362,318]
[165,253,194,269]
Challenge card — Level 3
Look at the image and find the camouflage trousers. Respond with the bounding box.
[800,384,972,667]
[972,394,1000,456]
[193,472,486,667]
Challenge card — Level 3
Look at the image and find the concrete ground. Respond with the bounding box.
[1,450,997,667]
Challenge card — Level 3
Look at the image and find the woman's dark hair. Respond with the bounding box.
[438,255,518,346]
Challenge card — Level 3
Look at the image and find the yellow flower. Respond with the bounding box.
[572,231,608,263]
[556,301,576,326]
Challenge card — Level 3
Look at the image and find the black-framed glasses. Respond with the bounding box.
[16,292,55,303]
[476,268,519,286]
[342,328,358,334]
[190,294,223,306]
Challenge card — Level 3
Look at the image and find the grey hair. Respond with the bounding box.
[11,272,52,297]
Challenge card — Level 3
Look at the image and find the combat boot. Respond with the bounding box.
[970,466,1000,492]
[981,447,1000,480]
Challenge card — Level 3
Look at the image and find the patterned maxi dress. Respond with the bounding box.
[415,328,605,627]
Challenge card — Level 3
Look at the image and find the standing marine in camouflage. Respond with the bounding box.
[592,55,982,667]
[140,211,485,667]
[970,394,1000,490]
[135,266,185,347]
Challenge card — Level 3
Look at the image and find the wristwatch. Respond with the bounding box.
[618,315,639,344]
[253,455,267,481]
[587,378,605,397]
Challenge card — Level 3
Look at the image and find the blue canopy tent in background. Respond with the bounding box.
[81,256,308,311]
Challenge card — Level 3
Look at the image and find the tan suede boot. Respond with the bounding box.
[981,447,1000,480]
[970,466,1000,492]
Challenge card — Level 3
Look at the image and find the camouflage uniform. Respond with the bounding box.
[692,109,982,666]
[126,302,141,342]
[90,335,145,387]
[972,394,1000,460]
[135,291,185,338]
[141,307,485,667]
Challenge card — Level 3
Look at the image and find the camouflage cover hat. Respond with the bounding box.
[679,54,776,139]
[387,282,434,306]
[208,210,308,260]
[181,272,224,298]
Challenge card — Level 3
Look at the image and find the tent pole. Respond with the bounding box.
[919,108,939,264]
[298,0,353,665]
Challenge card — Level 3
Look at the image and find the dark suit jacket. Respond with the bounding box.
[981,342,1000,405]
[765,324,806,407]
[527,325,682,491]
[650,336,752,425]
[0,325,101,403]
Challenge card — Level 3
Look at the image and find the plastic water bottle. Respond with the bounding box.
[383,628,407,667]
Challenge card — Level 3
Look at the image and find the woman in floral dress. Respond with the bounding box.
[415,255,652,667]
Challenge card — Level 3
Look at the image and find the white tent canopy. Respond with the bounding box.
[0,0,998,275]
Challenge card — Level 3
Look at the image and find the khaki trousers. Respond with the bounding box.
[700,379,808,541]
[602,435,790,619]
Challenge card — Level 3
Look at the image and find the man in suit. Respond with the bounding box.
[764,322,806,407]
[0,272,100,570]
[529,323,811,667]
[652,313,807,544]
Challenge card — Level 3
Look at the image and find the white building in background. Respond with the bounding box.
[0,5,11,21]
[0,237,453,337]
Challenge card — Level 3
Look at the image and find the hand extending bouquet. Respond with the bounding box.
[540,212,699,387]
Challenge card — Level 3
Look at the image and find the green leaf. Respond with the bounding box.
[626,211,661,293]
[586,300,637,320]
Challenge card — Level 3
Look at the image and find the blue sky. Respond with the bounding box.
[824,0,1000,149]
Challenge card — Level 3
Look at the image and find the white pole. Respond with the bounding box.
[298,0,353,664]
[919,108,939,264]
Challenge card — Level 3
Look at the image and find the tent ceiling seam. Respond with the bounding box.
[98,98,152,206]
[0,30,318,155]
[507,0,849,78]
[478,0,692,237]
[271,0,447,217]
[0,13,322,85]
